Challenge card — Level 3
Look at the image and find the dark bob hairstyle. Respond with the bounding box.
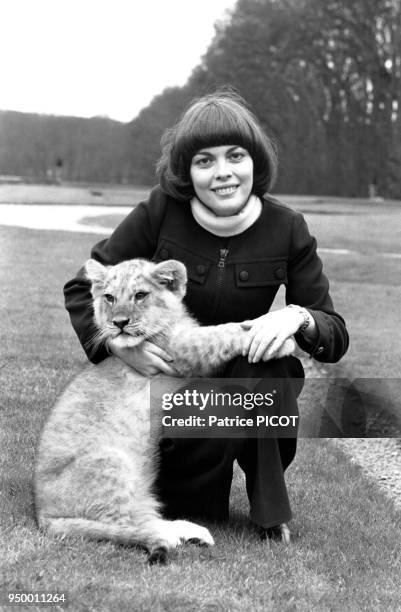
[156,90,278,201]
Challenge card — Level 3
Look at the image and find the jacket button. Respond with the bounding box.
[196,264,206,275]
[316,346,324,355]
[274,267,285,280]
[239,270,249,281]
[160,248,169,260]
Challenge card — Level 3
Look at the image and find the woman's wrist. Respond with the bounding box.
[287,304,317,338]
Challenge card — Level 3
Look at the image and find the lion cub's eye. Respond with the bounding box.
[104,294,115,304]
[135,291,149,301]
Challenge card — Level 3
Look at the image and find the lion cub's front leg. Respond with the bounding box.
[169,322,295,377]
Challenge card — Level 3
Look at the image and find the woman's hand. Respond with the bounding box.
[241,307,304,363]
[108,339,177,376]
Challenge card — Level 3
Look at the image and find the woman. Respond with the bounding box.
[64,91,349,543]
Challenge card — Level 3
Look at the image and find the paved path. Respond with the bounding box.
[0,203,131,234]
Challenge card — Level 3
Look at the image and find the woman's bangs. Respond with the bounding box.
[178,105,255,162]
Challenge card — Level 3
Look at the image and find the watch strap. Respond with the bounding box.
[287,304,310,333]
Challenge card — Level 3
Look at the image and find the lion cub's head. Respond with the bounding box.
[85,258,188,350]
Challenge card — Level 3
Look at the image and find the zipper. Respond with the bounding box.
[217,248,229,289]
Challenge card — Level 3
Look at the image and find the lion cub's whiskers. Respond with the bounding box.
[84,328,110,353]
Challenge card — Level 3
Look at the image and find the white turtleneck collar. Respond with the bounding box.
[190,194,262,237]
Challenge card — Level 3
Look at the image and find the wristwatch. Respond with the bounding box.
[287,304,310,333]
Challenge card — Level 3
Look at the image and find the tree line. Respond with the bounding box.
[127,0,401,197]
[0,111,131,184]
[1,0,400,197]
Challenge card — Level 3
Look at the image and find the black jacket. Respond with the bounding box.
[64,186,349,364]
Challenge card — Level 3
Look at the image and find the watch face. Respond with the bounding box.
[300,310,310,331]
[300,320,309,332]
[288,304,309,331]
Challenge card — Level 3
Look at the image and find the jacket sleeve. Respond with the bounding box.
[63,187,168,363]
[285,212,349,363]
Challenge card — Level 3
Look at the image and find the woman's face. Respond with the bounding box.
[190,145,254,216]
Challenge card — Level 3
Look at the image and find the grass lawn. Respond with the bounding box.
[1,200,401,610]
[301,202,401,434]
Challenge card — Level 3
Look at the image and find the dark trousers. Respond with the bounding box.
[155,355,304,529]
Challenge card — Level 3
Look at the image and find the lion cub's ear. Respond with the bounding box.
[152,260,188,298]
[84,259,107,291]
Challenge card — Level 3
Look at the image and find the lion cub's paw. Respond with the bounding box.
[172,520,215,546]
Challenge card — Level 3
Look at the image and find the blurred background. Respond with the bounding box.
[1,0,400,198]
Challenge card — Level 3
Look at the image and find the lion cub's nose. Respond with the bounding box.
[113,318,129,330]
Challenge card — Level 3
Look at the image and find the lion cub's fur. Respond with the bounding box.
[34,258,294,562]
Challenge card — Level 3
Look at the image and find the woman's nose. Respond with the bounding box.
[215,158,232,179]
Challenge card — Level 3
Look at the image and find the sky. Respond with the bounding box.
[1,0,237,123]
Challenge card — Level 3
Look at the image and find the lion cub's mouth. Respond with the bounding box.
[116,330,144,337]
[112,330,145,348]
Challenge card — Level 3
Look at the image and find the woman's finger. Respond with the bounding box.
[153,356,178,376]
[246,331,262,361]
[143,341,174,362]
[248,331,274,363]
[242,330,256,356]
[261,344,280,361]
[265,334,288,359]
[246,330,265,361]
[250,336,276,363]
[242,324,263,356]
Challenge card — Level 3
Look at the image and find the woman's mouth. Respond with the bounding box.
[212,185,239,196]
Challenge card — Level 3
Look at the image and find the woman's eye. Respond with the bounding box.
[229,151,245,162]
[135,291,149,301]
[104,294,115,304]
[195,157,212,167]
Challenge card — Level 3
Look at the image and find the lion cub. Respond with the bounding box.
[35,258,294,563]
